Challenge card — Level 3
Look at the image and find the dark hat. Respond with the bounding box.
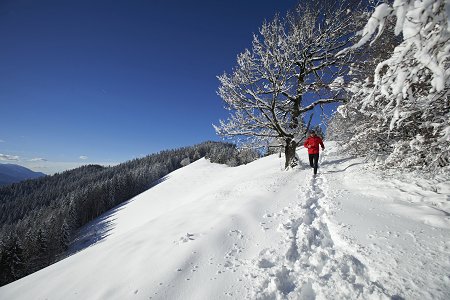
[309,130,316,134]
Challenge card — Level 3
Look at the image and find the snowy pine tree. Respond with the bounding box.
[0,235,24,284]
[60,221,71,251]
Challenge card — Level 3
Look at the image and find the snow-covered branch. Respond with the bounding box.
[215,0,367,168]
[330,0,450,172]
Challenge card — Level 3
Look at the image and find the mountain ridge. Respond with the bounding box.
[0,163,46,186]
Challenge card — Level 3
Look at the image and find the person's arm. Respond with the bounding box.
[319,138,325,150]
[304,138,310,148]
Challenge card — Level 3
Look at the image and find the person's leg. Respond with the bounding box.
[313,153,319,174]
[309,154,314,168]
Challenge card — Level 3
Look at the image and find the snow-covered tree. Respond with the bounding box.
[0,234,24,283]
[180,157,191,167]
[327,19,400,157]
[336,0,450,170]
[60,221,71,251]
[215,0,366,168]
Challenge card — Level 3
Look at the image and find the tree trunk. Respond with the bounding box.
[284,139,298,169]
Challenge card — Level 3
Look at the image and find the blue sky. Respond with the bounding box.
[0,0,335,174]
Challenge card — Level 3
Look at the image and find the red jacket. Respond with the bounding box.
[304,136,324,154]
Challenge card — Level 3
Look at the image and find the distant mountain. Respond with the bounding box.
[0,163,46,186]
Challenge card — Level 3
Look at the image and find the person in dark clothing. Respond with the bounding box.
[303,130,325,174]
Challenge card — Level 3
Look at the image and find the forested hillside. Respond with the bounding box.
[0,141,257,286]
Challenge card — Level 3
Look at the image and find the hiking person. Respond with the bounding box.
[303,130,325,175]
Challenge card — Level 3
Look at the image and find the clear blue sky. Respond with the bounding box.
[0,0,331,174]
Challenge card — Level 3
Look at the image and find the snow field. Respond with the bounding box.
[0,142,449,299]
[323,158,450,300]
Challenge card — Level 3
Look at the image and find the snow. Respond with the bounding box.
[329,76,344,91]
[338,3,392,53]
[1,142,449,299]
[350,0,450,93]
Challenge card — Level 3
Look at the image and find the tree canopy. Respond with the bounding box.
[215,0,366,168]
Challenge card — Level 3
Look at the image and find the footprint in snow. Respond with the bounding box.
[229,229,244,239]
[191,265,199,272]
[174,233,196,244]
[260,222,270,231]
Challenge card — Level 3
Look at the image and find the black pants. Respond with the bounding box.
[309,153,319,174]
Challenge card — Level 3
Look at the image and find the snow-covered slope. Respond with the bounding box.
[1,142,449,299]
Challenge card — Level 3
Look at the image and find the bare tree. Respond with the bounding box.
[214,0,366,168]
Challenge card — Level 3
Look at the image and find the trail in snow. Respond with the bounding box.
[246,167,394,299]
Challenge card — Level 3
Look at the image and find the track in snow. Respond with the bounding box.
[247,170,393,299]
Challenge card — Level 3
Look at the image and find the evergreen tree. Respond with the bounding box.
[1,234,25,282]
[60,221,71,251]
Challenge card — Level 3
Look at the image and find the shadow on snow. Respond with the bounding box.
[66,175,170,256]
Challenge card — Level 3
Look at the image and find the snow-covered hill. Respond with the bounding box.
[1,142,449,299]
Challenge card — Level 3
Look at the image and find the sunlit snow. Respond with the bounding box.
[1,142,449,299]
